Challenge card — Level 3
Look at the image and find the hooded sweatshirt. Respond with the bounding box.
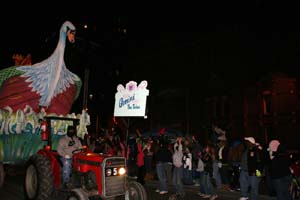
[173,142,183,168]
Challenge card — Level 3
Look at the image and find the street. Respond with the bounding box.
[145,180,275,200]
[0,169,276,200]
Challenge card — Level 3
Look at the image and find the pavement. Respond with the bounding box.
[144,179,277,200]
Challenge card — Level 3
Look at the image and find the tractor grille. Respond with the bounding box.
[103,157,126,197]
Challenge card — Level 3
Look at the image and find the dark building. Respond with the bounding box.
[204,72,300,148]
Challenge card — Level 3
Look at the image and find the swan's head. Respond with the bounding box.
[61,21,76,43]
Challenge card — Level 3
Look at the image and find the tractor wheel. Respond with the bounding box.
[114,181,147,200]
[126,181,147,200]
[25,154,54,200]
[0,163,4,188]
[67,188,89,200]
[103,181,147,200]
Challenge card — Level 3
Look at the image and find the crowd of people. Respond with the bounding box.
[74,126,299,200]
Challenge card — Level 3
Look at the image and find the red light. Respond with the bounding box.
[107,161,112,166]
[45,145,51,151]
[82,145,87,150]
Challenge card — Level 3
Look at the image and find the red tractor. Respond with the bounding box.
[24,116,147,200]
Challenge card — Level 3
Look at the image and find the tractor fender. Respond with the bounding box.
[36,149,63,188]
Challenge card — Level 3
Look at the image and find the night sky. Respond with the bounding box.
[1,2,300,126]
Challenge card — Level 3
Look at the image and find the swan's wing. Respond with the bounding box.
[17,52,60,105]
[53,64,80,98]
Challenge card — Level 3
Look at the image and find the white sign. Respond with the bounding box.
[114,80,149,117]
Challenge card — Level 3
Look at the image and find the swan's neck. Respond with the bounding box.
[44,32,67,105]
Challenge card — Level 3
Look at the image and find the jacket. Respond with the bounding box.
[57,135,82,158]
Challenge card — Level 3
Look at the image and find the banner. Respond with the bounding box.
[114,81,149,117]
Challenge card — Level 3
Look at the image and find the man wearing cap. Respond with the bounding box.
[239,137,263,200]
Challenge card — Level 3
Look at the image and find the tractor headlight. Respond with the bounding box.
[105,168,112,176]
[118,167,126,175]
[106,167,126,176]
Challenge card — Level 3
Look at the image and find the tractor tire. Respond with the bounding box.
[0,163,4,188]
[126,181,147,200]
[67,188,89,200]
[25,154,54,200]
[114,181,147,200]
[101,181,147,200]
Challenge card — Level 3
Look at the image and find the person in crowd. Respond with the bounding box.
[196,150,206,196]
[212,128,223,190]
[268,140,292,200]
[198,142,218,200]
[172,136,185,197]
[57,125,82,187]
[191,134,203,186]
[97,132,115,155]
[127,137,138,178]
[155,137,173,195]
[143,137,154,180]
[136,137,145,185]
[85,134,96,152]
[217,135,230,191]
[239,137,263,200]
[182,146,194,185]
[166,141,174,184]
[227,139,244,191]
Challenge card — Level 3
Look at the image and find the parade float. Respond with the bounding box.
[0,21,90,187]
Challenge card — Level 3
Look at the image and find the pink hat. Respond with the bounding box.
[268,140,280,152]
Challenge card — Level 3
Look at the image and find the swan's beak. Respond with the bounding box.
[67,30,76,43]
